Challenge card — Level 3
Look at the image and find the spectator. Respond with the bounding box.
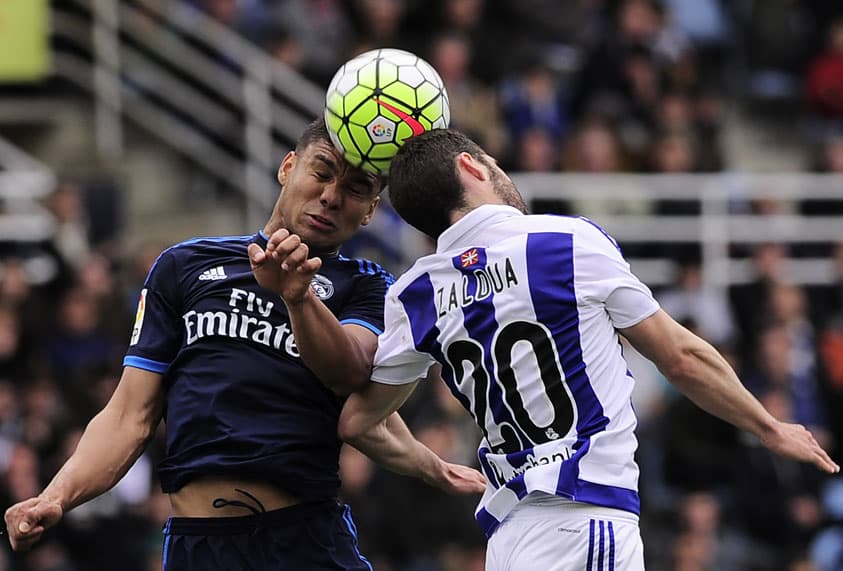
[692,87,726,171]
[268,0,355,86]
[47,288,119,386]
[804,17,843,119]
[427,31,507,159]
[818,134,843,174]
[742,0,816,102]
[744,321,828,440]
[561,117,627,174]
[76,253,133,341]
[20,377,67,456]
[650,129,697,175]
[667,491,756,571]
[512,126,558,172]
[657,260,736,347]
[730,243,789,366]
[45,182,90,277]
[0,305,29,382]
[350,0,408,51]
[734,388,826,561]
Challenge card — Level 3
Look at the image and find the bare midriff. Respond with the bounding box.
[169,476,300,517]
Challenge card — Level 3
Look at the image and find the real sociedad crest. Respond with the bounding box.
[310,274,335,300]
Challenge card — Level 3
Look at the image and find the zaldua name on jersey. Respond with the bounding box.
[436,257,519,317]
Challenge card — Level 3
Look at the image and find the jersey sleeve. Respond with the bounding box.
[574,218,659,328]
[371,288,437,385]
[123,249,184,373]
[337,271,392,336]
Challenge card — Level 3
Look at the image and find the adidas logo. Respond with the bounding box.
[198,266,227,281]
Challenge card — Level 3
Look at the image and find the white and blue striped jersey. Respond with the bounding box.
[371,205,660,536]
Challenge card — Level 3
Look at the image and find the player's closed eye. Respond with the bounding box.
[345,185,371,198]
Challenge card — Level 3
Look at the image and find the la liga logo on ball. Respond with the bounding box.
[369,121,394,142]
[324,48,451,174]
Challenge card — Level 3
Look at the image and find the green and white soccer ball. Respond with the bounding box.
[324,48,450,174]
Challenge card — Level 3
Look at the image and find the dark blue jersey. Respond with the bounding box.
[123,231,393,499]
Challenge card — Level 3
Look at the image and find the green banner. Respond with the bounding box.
[0,0,49,81]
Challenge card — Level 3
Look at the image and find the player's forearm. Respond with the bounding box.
[624,311,780,440]
[40,407,155,512]
[285,291,370,393]
[346,413,445,484]
[664,336,778,438]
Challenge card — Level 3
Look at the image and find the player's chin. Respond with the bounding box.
[300,230,340,254]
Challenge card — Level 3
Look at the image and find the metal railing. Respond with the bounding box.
[0,135,58,283]
[511,172,843,289]
[51,0,325,228]
[43,2,843,292]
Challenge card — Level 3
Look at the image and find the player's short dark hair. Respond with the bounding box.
[296,117,332,152]
[388,129,485,239]
[296,116,385,193]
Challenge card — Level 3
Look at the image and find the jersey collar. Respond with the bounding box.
[436,204,524,253]
[255,229,340,259]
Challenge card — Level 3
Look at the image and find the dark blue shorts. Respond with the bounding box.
[161,499,372,570]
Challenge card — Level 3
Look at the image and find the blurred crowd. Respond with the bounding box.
[187,0,843,177]
[1,0,843,570]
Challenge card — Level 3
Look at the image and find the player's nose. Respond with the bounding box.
[318,181,342,208]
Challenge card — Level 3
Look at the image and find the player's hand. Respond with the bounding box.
[760,420,840,474]
[4,496,63,551]
[426,462,487,495]
[249,229,322,305]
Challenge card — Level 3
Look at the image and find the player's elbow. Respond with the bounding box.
[338,406,379,445]
[338,418,370,447]
[338,410,364,444]
[660,344,710,388]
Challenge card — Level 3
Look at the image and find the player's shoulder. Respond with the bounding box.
[163,233,255,259]
[148,233,256,279]
[532,214,620,251]
[499,213,617,247]
[333,254,396,287]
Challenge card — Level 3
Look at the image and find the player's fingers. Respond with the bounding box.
[10,526,44,552]
[297,256,322,274]
[266,229,291,253]
[272,234,303,261]
[447,464,486,494]
[247,243,266,267]
[814,447,840,473]
[281,243,309,271]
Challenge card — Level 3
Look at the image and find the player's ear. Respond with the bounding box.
[457,152,488,182]
[277,151,296,186]
[360,195,380,227]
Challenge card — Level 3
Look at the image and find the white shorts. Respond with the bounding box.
[486,495,644,571]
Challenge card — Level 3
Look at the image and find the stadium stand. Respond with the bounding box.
[1,1,842,569]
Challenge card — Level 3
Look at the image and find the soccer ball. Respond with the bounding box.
[324,48,450,174]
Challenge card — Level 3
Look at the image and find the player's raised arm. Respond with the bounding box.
[4,366,165,551]
[249,231,374,394]
[620,309,840,474]
[338,376,486,495]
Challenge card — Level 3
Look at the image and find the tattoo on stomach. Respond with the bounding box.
[212,488,268,515]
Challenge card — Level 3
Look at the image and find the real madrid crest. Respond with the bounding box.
[310,274,335,300]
